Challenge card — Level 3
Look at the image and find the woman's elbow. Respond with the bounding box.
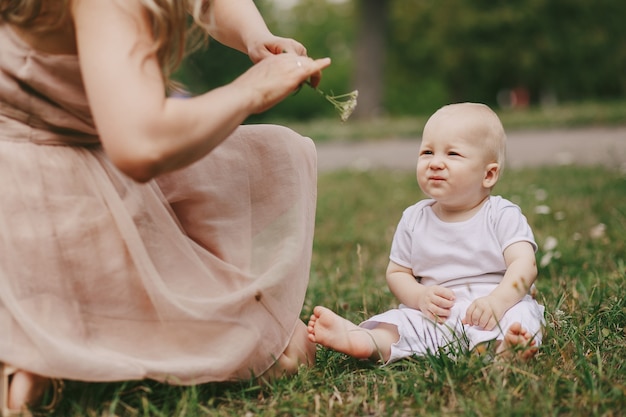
[119,163,160,183]
[105,141,166,183]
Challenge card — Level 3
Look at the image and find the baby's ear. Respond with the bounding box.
[483,162,500,188]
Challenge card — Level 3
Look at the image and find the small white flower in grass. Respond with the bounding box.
[534,205,551,215]
[554,211,566,221]
[540,236,560,267]
[540,252,553,268]
[543,236,558,252]
[590,223,606,239]
[534,189,548,201]
[549,309,568,328]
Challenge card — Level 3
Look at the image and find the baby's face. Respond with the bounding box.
[416,111,498,210]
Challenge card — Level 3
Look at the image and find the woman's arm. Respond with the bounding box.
[72,0,330,182]
[206,0,319,84]
[207,0,306,60]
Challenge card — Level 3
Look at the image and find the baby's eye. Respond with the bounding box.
[420,150,433,155]
[448,151,460,156]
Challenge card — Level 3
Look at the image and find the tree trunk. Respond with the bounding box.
[353,0,388,119]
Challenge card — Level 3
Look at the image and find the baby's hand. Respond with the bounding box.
[462,296,507,330]
[417,285,455,323]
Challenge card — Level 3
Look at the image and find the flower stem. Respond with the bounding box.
[306,82,359,122]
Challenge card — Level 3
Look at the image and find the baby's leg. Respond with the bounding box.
[307,306,399,362]
[496,322,538,361]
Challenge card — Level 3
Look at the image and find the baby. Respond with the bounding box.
[308,102,545,363]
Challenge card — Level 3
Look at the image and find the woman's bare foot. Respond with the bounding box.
[8,370,51,412]
[496,322,538,361]
[307,306,398,361]
[262,320,316,380]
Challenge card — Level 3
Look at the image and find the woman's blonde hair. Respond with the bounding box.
[0,0,211,81]
[138,0,211,81]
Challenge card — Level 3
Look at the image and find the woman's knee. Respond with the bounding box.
[239,124,316,167]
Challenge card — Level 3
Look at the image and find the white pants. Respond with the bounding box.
[360,283,545,363]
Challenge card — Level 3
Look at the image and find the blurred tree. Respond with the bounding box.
[353,0,389,119]
[538,0,626,101]
[387,0,626,111]
[176,0,626,120]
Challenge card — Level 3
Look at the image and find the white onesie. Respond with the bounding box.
[361,196,545,362]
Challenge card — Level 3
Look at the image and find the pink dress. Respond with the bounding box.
[0,23,316,384]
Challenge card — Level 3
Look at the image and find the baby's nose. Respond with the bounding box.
[429,155,445,168]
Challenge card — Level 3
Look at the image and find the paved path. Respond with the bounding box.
[316,126,626,172]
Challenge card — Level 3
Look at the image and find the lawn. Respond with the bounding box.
[48,163,626,416]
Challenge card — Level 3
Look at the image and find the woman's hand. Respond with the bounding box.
[246,35,324,88]
[232,52,331,114]
[247,35,307,63]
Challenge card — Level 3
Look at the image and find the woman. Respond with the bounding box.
[0,0,330,413]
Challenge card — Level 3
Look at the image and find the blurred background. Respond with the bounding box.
[175,0,626,125]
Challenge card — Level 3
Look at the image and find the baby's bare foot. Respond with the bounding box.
[496,322,538,361]
[307,306,377,359]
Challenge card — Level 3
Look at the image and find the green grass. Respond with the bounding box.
[44,164,626,416]
[277,99,626,142]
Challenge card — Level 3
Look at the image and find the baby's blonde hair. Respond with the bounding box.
[430,102,507,171]
[0,0,212,81]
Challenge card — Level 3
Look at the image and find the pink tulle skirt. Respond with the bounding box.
[0,124,316,384]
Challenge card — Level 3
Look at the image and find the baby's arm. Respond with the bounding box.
[463,241,537,330]
[386,261,455,323]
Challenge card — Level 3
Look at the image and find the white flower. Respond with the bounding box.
[552,309,568,328]
[590,223,606,239]
[540,252,553,268]
[324,90,359,122]
[534,205,551,215]
[310,84,359,122]
[534,189,548,201]
[543,236,558,252]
